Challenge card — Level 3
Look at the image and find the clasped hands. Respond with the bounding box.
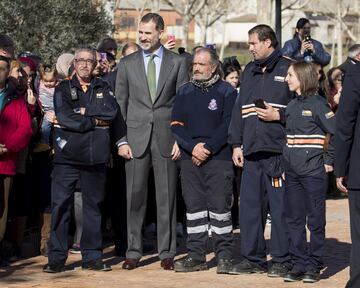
[192,143,210,166]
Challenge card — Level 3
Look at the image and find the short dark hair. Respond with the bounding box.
[178,47,186,54]
[223,64,241,79]
[140,13,164,31]
[248,24,278,48]
[290,61,319,97]
[121,42,140,56]
[0,34,14,52]
[0,55,10,68]
[192,45,203,55]
[98,37,118,52]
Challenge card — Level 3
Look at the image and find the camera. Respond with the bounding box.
[304,34,311,43]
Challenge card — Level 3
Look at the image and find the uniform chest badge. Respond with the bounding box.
[208,99,218,111]
[302,110,312,117]
[274,76,285,82]
[96,92,103,98]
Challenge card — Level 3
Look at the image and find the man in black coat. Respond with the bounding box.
[43,47,125,273]
[334,63,360,288]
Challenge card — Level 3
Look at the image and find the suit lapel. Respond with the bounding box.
[155,49,174,101]
[135,51,148,90]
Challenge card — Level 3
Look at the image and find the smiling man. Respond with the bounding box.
[43,47,121,273]
[115,13,188,271]
[228,24,293,278]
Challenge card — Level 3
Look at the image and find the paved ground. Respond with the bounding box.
[0,198,351,288]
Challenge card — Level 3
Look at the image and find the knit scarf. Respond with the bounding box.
[253,48,282,70]
[191,73,220,91]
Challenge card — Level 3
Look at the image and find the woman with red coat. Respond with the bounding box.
[0,56,32,267]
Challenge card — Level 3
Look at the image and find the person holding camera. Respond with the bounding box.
[282,18,330,66]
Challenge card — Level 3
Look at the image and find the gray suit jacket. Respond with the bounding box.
[115,48,189,158]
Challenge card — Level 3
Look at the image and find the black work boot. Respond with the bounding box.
[174,255,208,272]
[303,269,320,283]
[283,268,305,282]
[229,259,267,274]
[267,262,292,277]
[216,259,233,274]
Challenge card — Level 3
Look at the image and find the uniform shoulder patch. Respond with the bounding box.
[325,111,335,119]
[302,110,312,117]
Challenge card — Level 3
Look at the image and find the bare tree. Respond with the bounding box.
[257,0,311,27]
[162,0,207,50]
[194,0,230,46]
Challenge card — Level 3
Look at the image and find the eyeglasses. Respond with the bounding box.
[74,58,94,65]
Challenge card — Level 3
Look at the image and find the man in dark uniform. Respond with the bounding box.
[43,47,124,273]
[228,24,293,277]
[171,48,237,274]
[334,63,360,288]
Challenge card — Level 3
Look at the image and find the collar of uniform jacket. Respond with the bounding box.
[70,74,104,91]
[252,49,282,74]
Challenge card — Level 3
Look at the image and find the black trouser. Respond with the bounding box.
[181,160,233,262]
[284,172,327,272]
[240,152,290,268]
[49,164,106,265]
[346,190,360,288]
[108,155,127,253]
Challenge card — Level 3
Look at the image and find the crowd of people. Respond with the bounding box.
[1,13,360,287]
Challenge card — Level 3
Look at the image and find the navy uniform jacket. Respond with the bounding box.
[334,63,360,189]
[171,79,237,161]
[282,94,335,177]
[228,55,293,157]
[53,74,120,165]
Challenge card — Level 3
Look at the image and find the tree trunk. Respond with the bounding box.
[182,15,191,51]
[336,0,343,65]
[200,24,207,46]
[330,25,336,68]
[219,16,227,61]
[257,0,271,25]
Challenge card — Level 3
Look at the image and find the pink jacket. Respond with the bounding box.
[0,82,32,176]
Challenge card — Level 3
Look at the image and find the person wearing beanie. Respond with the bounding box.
[55,53,74,80]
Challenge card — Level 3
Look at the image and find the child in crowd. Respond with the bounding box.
[37,64,58,151]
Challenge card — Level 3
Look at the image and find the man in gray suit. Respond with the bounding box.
[116,13,189,270]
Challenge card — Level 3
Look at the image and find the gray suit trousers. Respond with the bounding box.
[125,135,177,260]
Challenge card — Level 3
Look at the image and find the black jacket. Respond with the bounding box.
[281,37,331,66]
[334,63,360,189]
[282,94,335,177]
[53,75,120,165]
[228,55,293,156]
